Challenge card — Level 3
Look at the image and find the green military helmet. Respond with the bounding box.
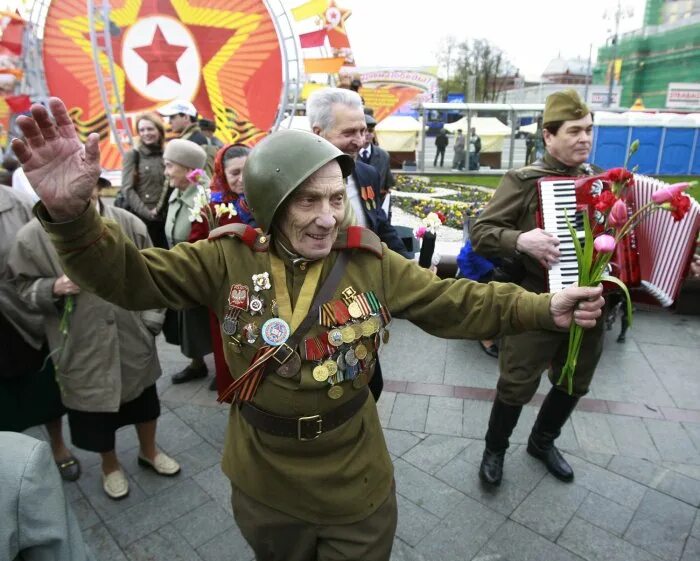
[244,129,354,233]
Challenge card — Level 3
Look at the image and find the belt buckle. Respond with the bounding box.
[297,414,322,441]
[272,343,294,365]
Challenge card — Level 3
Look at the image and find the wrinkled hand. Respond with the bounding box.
[53,274,80,296]
[550,285,604,329]
[12,97,100,222]
[516,228,561,269]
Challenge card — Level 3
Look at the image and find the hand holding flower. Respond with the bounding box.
[550,285,605,330]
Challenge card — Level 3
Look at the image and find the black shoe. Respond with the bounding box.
[172,365,208,384]
[479,448,505,486]
[208,377,217,391]
[478,340,499,358]
[527,437,574,481]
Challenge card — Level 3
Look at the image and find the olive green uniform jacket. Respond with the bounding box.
[470,151,604,403]
[38,203,561,524]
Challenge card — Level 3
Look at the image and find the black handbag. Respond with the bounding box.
[114,149,140,211]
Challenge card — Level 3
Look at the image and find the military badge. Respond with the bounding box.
[243,322,259,344]
[252,272,271,292]
[261,318,290,346]
[249,294,265,315]
[228,284,249,310]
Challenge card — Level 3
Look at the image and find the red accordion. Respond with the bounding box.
[537,175,700,306]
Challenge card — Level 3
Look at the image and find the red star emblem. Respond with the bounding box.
[132,24,187,85]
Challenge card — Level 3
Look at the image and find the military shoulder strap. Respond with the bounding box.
[332,226,383,258]
[208,223,269,252]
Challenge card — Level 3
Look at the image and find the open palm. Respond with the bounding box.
[13,98,101,220]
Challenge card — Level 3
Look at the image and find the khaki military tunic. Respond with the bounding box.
[471,151,605,404]
[39,203,559,524]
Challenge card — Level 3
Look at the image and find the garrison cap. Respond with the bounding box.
[543,89,590,125]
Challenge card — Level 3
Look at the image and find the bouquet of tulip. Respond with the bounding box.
[413,210,447,239]
[559,140,694,393]
[187,168,238,228]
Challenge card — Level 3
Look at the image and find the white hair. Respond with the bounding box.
[306,88,363,132]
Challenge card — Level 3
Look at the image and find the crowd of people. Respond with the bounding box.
[0,86,697,561]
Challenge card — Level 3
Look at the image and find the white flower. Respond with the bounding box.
[421,212,442,234]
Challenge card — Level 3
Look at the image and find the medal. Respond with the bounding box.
[249,294,265,315]
[323,359,338,376]
[328,329,344,347]
[222,315,238,336]
[382,329,390,344]
[336,352,346,371]
[368,316,382,333]
[345,348,359,367]
[361,320,374,337]
[341,326,355,344]
[228,284,249,310]
[227,338,242,354]
[347,300,363,319]
[351,323,363,340]
[327,384,344,400]
[243,322,259,344]
[354,343,368,361]
[261,318,290,346]
[252,272,271,292]
[341,286,357,303]
[276,351,301,378]
[313,364,329,382]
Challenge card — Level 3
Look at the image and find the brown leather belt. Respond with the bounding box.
[239,387,369,441]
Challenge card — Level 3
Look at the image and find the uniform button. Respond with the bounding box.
[145,194,151,199]
[299,262,307,271]
[259,235,267,244]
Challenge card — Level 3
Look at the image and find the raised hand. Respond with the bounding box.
[12,97,101,221]
[550,285,604,330]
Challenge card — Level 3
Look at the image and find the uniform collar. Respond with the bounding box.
[271,229,316,269]
[543,151,584,175]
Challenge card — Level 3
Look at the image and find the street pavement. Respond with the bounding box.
[23,307,700,561]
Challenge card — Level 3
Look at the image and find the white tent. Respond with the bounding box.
[443,117,511,152]
[278,115,311,131]
[375,116,421,152]
[519,122,538,135]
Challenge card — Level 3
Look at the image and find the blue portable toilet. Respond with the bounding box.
[626,112,664,174]
[659,113,699,175]
[591,112,629,169]
[690,114,700,175]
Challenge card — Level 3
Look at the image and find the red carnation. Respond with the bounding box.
[668,193,691,222]
[604,167,634,186]
[595,190,617,212]
[436,211,447,224]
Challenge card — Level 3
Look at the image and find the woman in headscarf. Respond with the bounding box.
[189,144,253,393]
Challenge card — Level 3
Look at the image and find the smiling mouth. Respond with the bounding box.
[306,232,330,241]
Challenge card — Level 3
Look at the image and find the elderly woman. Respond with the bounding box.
[121,112,168,248]
[162,139,213,384]
[8,175,179,500]
[188,144,253,392]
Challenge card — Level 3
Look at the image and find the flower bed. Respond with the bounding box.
[393,196,488,229]
[394,175,436,193]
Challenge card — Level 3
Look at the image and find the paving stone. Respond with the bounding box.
[662,461,700,481]
[195,524,254,561]
[395,493,441,547]
[682,537,700,561]
[565,455,646,509]
[70,496,100,531]
[124,523,203,561]
[443,338,501,388]
[462,398,491,439]
[377,391,397,427]
[149,410,204,456]
[607,415,661,461]
[77,468,148,521]
[564,448,613,468]
[644,418,700,464]
[624,489,696,560]
[570,411,618,455]
[575,492,635,537]
[483,519,585,561]
[380,319,447,384]
[683,421,700,454]
[511,477,589,541]
[383,428,422,458]
[654,469,700,507]
[607,455,668,486]
[557,517,659,561]
[82,523,128,561]
[425,396,463,436]
[172,440,222,476]
[171,500,236,549]
[193,465,234,516]
[388,393,429,432]
[393,458,466,519]
[63,480,84,503]
[641,342,700,410]
[402,433,470,475]
[105,480,210,547]
[415,496,504,561]
[693,512,700,539]
[628,311,698,348]
[391,538,428,561]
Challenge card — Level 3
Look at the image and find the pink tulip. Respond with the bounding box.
[593,234,616,253]
[608,199,628,227]
[651,182,689,204]
[414,226,427,239]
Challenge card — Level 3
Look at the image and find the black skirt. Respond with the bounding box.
[66,384,160,453]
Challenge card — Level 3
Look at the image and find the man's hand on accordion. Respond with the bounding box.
[550,285,605,330]
[516,228,561,269]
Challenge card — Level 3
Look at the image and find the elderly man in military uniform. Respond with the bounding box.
[13,97,604,561]
[471,89,604,487]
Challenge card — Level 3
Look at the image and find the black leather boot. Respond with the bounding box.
[527,387,579,482]
[479,399,523,486]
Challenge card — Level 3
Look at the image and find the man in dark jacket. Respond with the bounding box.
[434,129,448,167]
[157,99,208,146]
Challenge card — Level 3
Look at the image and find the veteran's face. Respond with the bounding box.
[314,104,367,160]
[224,156,247,195]
[278,161,346,260]
[164,159,190,190]
[544,114,593,167]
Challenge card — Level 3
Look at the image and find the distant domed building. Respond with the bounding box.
[541,57,591,85]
